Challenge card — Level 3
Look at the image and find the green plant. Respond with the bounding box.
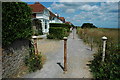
[50,23,71,28]
[81,23,97,28]
[2,2,32,47]
[77,28,119,80]
[89,45,120,80]
[47,27,68,39]
[24,52,43,72]
[50,23,71,32]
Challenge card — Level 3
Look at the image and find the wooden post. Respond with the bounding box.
[91,37,93,51]
[63,37,67,73]
[73,28,74,39]
[32,36,38,55]
[102,36,107,62]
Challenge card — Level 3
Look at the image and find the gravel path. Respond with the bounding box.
[23,29,95,78]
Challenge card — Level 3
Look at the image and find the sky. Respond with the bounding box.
[22,0,119,28]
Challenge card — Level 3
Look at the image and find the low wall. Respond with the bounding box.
[2,39,30,78]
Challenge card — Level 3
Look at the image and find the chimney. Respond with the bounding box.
[35,2,40,4]
[55,13,59,17]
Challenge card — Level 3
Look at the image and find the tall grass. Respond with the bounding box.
[77,28,118,47]
[77,28,119,80]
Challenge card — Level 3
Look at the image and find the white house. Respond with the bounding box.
[28,2,50,34]
[28,2,63,34]
[49,13,63,23]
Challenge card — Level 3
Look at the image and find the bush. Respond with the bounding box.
[90,45,120,80]
[81,23,97,28]
[50,23,71,28]
[77,28,119,80]
[50,23,71,32]
[47,27,68,39]
[24,52,43,72]
[2,2,32,47]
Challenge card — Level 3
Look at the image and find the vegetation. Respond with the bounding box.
[2,2,32,47]
[81,23,97,28]
[32,19,43,36]
[24,52,43,72]
[77,28,119,80]
[48,23,72,39]
[47,27,69,39]
[50,23,72,29]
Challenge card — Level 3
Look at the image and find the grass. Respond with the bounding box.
[77,28,119,80]
[77,28,118,49]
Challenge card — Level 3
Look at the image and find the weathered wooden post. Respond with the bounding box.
[91,37,93,51]
[102,36,107,62]
[63,37,67,73]
[32,36,38,55]
[73,28,74,39]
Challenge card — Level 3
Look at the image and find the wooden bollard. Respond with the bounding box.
[63,37,67,73]
[102,36,107,62]
[91,37,93,51]
[32,36,38,55]
[73,28,74,39]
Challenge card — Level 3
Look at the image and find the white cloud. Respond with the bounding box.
[79,4,98,11]
[65,9,75,13]
[59,0,119,2]
[48,2,118,27]
[51,2,65,10]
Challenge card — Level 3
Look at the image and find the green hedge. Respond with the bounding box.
[47,27,68,39]
[50,23,71,28]
[50,23,71,32]
[2,2,32,47]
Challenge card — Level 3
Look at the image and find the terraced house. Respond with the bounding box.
[28,2,65,34]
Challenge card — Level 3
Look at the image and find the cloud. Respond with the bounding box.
[48,2,118,27]
[65,9,75,13]
[79,4,98,11]
[59,0,119,2]
[51,2,65,10]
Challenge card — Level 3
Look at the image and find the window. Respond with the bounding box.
[45,21,47,29]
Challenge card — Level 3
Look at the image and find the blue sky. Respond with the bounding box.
[24,1,119,28]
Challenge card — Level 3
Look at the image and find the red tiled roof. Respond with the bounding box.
[28,2,66,22]
[65,21,72,25]
[28,2,57,19]
[49,11,56,19]
[28,2,46,13]
[59,17,65,21]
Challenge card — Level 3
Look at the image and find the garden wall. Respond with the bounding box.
[2,39,30,78]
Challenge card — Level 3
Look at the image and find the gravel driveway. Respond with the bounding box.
[23,29,95,78]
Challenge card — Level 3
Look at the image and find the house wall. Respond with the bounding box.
[34,9,63,34]
[35,9,50,34]
[36,14,49,20]
[49,17,63,23]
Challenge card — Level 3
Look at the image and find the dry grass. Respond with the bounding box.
[77,28,118,48]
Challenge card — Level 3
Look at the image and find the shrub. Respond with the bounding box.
[24,52,43,72]
[50,23,71,32]
[90,45,120,80]
[77,28,119,80]
[81,23,97,28]
[2,2,32,47]
[50,23,71,28]
[47,27,68,39]
[32,19,43,35]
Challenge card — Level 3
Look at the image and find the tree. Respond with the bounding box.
[81,23,97,28]
[2,2,32,46]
